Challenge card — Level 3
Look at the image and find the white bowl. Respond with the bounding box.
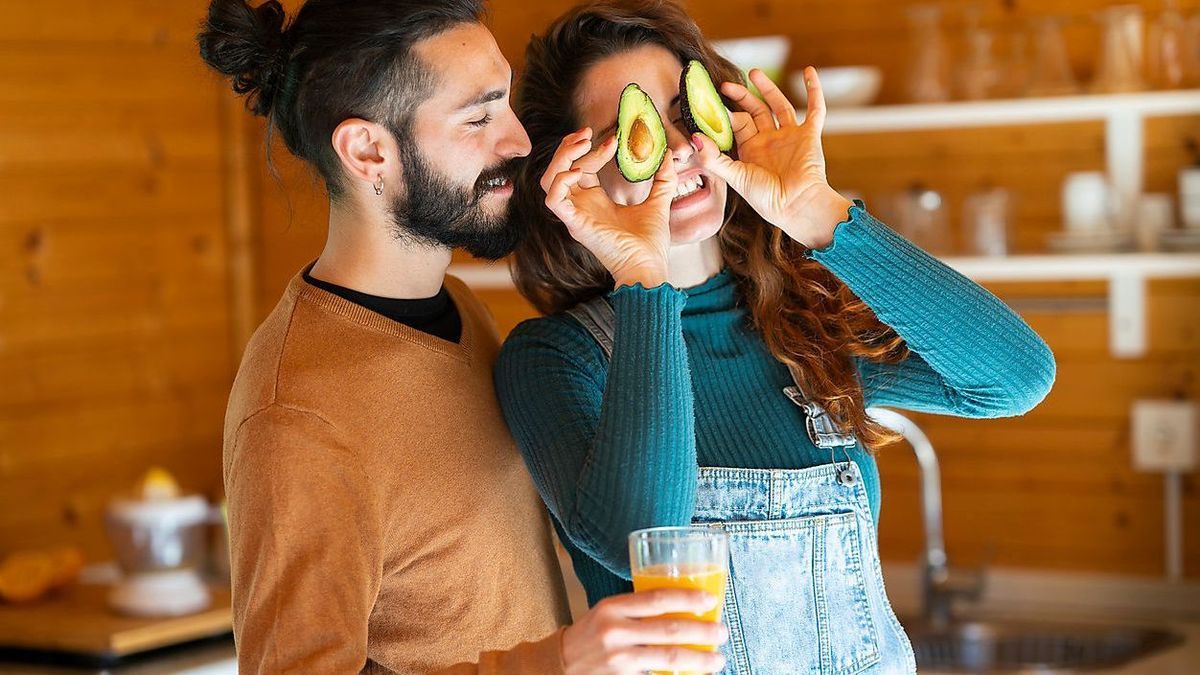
[712,36,791,81]
[791,66,882,108]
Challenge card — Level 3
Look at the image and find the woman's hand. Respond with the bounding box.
[560,589,728,674]
[541,127,678,289]
[692,66,853,249]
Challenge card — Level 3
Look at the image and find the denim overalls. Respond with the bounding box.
[567,299,916,674]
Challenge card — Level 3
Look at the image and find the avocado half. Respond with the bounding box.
[680,60,734,152]
[615,83,668,183]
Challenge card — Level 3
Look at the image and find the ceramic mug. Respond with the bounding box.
[1179,167,1200,230]
[1063,171,1113,233]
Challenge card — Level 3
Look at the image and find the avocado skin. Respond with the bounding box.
[615,83,668,183]
[680,60,734,152]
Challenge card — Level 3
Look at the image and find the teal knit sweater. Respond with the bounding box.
[494,202,1056,606]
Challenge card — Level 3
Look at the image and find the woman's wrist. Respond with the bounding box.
[780,186,854,250]
[611,264,668,290]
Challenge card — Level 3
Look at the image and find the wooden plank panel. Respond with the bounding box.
[0,44,219,105]
[0,125,222,170]
[0,101,219,141]
[0,166,224,226]
[0,217,227,286]
[0,0,210,46]
[0,388,227,559]
[0,329,233,410]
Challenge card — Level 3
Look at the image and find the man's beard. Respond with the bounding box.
[388,143,522,261]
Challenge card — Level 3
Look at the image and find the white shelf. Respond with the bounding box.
[943,253,1200,359]
[450,253,1200,359]
[820,89,1200,134]
[942,252,1200,282]
[819,89,1200,237]
[451,254,1200,288]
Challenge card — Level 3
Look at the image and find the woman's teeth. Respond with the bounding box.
[673,175,705,201]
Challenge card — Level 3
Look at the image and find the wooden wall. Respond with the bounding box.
[0,2,235,558]
[2,0,1198,582]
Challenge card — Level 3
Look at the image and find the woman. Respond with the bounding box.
[496,1,1056,672]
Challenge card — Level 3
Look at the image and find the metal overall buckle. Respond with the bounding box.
[783,385,859,487]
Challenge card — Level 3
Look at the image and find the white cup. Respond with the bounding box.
[1136,193,1174,251]
[1179,167,1200,230]
[1063,172,1112,233]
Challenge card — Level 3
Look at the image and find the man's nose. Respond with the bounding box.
[497,108,532,159]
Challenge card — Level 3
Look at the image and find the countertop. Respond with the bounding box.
[0,636,236,674]
[2,564,1198,673]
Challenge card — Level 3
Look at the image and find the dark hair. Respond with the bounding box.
[197,0,485,197]
[511,0,909,450]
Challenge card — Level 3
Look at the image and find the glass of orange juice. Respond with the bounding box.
[629,526,730,675]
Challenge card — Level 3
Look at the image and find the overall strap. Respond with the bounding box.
[784,364,858,450]
[563,297,616,360]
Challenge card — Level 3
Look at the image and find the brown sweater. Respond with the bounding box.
[223,269,571,674]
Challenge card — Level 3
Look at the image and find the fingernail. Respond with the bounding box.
[691,134,704,152]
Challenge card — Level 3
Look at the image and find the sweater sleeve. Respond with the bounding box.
[495,284,696,580]
[810,202,1057,417]
[225,404,382,675]
[429,630,566,675]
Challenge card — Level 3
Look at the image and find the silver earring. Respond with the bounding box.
[373,176,384,196]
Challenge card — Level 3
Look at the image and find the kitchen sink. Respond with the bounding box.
[900,618,1184,673]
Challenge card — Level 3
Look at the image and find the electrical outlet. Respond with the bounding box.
[1131,400,1198,472]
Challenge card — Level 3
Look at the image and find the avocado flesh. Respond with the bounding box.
[615,83,668,182]
[680,60,734,152]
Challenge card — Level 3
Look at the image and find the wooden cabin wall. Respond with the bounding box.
[0,2,235,559]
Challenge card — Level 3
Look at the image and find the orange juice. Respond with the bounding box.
[632,562,728,675]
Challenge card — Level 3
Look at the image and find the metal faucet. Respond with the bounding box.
[867,408,985,627]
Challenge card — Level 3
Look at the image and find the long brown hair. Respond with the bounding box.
[510,0,909,450]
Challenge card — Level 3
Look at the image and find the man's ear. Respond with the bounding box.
[331,119,399,193]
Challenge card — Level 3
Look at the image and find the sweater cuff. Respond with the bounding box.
[808,198,873,260]
[436,628,567,674]
[807,199,944,285]
[505,628,567,675]
[609,279,688,320]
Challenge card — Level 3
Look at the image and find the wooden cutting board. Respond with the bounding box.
[0,584,231,659]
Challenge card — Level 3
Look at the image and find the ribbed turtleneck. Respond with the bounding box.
[495,202,1056,607]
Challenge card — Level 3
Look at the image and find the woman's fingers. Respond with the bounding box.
[691,132,748,198]
[573,135,617,189]
[730,111,757,147]
[720,80,776,132]
[749,68,798,127]
[544,168,584,223]
[801,66,827,132]
[646,154,679,204]
[572,134,617,174]
[540,128,595,193]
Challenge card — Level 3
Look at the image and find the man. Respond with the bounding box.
[197,0,726,672]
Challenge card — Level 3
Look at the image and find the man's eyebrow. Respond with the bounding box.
[455,69,515,112]
[456,88,507,111]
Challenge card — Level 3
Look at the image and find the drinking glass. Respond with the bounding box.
[629,526,730,675]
